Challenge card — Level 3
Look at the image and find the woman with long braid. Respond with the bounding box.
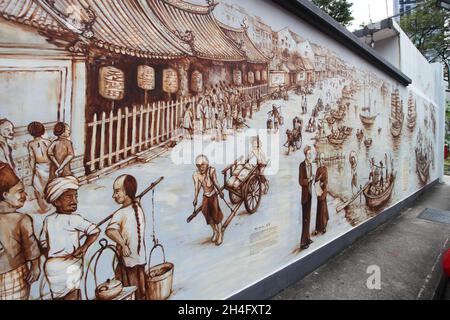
[106,175,147,300]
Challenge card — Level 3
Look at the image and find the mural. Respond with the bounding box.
[0,0,439,300]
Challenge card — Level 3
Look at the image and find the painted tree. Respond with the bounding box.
[312,0,354,27]
[400,0,450,88]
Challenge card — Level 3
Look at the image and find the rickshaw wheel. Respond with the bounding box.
[244,175,262,214]
[229,192,241,205]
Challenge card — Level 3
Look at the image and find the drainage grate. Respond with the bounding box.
[418,208,450,225]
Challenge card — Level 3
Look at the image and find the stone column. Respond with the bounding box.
[70,55,87,178]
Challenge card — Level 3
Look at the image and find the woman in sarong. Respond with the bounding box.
[27,122,51,213]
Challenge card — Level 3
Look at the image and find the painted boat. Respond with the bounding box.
[327,135,346,145]
[415,149,430,185]
[363,174,395,209]
[390,89,404,138]
[407,95,417,130]
[330,109,345,121]
[360,113,377,126]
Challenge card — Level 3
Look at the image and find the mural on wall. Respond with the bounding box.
[0,0,440,300]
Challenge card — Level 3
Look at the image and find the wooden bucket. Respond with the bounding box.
[146,244,174,300]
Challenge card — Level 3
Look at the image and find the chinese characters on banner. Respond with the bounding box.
[233,69,242,86]
[137,65,155,91]
[248,71,255,84]
[99,66,125,100]
[262,69,268,81]
[163,68,179,93]
[191,70,203,93]
[255,70,261,82]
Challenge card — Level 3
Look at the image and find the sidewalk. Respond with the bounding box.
[272,176,450,300]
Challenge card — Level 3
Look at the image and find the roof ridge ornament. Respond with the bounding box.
[38,0,96,39]
[174,29,195,52]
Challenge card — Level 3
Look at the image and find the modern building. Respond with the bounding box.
[393,0,425,18]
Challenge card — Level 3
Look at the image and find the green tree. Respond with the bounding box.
[400,0,450,88]
[312,0,354,27]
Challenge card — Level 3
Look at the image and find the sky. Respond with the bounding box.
[187,0,395,32]
[348,0,395,31]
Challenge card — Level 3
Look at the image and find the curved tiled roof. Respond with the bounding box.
[219,22,270,64]
[147,0,245,62]
[0,0,67,33]
[0,0,191,59]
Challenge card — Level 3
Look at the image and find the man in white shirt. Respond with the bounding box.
[40,176,100,300]
[106,175,147,300]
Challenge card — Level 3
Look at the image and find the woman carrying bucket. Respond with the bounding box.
[106,175,147,300]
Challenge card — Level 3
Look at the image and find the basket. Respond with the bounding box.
[146,244,174,300]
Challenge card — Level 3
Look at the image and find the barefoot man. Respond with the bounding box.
[192,155,224,246]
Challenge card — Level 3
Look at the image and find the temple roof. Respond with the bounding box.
[0,0,191,59]
[147,0,245,62]
[219,23,270,64]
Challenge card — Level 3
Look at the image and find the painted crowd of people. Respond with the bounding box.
[0,119,152,300]
[182,81,263,140]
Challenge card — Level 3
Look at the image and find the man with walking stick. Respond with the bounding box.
[192,155,225,246]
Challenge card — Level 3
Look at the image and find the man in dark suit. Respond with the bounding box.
[299,146,314,250]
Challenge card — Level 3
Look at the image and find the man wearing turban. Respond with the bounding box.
[0,162,41,300]
[40,176,99,300]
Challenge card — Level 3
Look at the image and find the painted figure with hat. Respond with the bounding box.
[27,121,51,213]
[313,153,329,236]
[47,122,74,180]
[193,155,224,246]
[106,175,147,300]
[299,145,314,250]
[0,119,16,171]
[40,176,100,300]
[0,163,41,300]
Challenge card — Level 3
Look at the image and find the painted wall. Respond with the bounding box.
[0,0,444,300]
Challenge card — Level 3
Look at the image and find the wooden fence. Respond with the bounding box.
[86,84,269,174]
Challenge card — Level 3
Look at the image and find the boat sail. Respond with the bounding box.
[407,94,417,130]
[390,89,404,137]
[360,79,378,125]
[415,130,431,185]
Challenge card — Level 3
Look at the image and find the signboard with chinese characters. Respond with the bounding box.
[137,65,155,90]
[248,71,255,84]
[191,70,203,93]
[233,69,242,86]
[99,66,125,100]
[163,68,179,93]
[269,71,286,87]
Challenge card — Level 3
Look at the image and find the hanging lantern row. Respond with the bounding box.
[99,65,268,101]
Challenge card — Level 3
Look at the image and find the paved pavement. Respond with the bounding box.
[272,176,450,300]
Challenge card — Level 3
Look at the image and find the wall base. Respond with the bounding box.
[229,179,440,300]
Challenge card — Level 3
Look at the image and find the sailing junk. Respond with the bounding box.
[390,89,404,137]
[407,94,417,130]
[415,131,431,185]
